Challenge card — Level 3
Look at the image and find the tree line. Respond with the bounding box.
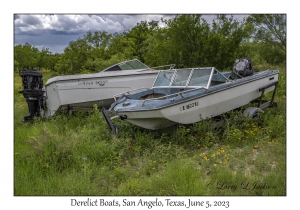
[14,14,286,74]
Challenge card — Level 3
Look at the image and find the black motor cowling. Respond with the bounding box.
[232,57,254,78]
[19,70,45,121]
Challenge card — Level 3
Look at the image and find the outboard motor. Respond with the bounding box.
[232,57,254,78]
[19,70,45,121]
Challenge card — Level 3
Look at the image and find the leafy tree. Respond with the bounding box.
[124,20,159,62]
[79,31,112,72]
[143,28,174,67]
[14,43,39,71]
[238,41,261,65]
[246,14,286,65]
[107,33,135,60]
[56,30,128,74]
[36,47,51,70]
[14,59,19,72]
[161,14,210,68]
[14,44,60,72]
[257,42,286,65]
[48,53,61,71]
[55,38,91,74]
[84,30,112,61]
[144,15,252,70]
[247,14,286,53]
[207,15,253,69]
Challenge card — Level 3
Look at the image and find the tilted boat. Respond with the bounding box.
[19,59,174,121]
[102,57,279,133]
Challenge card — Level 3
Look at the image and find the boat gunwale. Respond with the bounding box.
[45,70,159,86]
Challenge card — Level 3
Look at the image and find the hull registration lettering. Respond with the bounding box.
[180,101,199,111]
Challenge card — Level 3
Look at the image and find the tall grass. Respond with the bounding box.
[14,66,286,196]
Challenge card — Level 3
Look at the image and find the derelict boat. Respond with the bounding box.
[102,57,279,133]
[20,59,174,121]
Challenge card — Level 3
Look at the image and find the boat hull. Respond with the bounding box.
[115,73,278,130]
[44,72,158,117]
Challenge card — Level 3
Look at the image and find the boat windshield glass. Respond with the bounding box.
[210,69,228,86]
[188,68,212,87]
[152,67,219,88]
[103,59,149,71]
[119,60,149,70]
[171,69,192,86]
[153,70,175,87]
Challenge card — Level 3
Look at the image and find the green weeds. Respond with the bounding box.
[14,68,286,196]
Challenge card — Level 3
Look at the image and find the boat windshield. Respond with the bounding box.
[103,59,150,72]
[171,69,192,86]
[152,67,230,89]
[188,68,212,87]
[153,68,215,88]
[153,70,175,87]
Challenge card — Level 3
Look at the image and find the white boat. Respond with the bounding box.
[20,59,174,121]
[102,57,279,133]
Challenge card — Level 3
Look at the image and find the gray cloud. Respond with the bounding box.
[14,14,173,53]
[14,14,247,54]
[15,15,42,28]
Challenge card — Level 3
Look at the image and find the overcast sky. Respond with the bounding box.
[14,14,247,54]
[14,14,171,53]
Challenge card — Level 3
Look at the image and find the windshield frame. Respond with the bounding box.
[152,67,227,89]
[102,59,150,72]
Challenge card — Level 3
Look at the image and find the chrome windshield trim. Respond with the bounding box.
[168,69,177,87]
[152,70,161,87]
[206,67,215,88]
[185,68,195,87]
[152,67,218,88]
[215,68,230,82]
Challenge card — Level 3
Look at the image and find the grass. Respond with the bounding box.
[14,66,286,196]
